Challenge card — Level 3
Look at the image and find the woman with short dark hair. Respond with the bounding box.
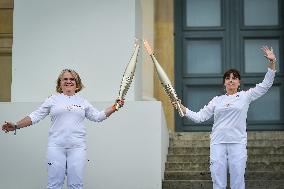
[176,46,277,189]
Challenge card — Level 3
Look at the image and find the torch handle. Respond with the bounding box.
[176,100,185,117]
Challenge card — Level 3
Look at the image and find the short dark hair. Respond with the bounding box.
[223,69,241,84]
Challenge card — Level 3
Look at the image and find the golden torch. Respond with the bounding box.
[115,41,140,110]
[143,40,184,117]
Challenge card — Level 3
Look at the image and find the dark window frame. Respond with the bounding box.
[175,0,284,132]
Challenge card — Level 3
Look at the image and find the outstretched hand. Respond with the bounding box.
[171,99,187,115]
[116,99,125,109]
[2,121,16,133]
[106,99,125,117]
[261,46,277,71]
[261,46,276,62]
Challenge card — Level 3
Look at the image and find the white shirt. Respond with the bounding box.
[29,93,107,148]
[185,68,276,145]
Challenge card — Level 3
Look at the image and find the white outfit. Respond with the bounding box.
[185,68,276,189]
[29,93,107,189]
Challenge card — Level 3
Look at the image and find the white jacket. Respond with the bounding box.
[186,68,276,145]
[29,93,106,148]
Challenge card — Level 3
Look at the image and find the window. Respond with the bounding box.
[175,0,284,131]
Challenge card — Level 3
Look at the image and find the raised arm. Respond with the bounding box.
[245,46,277,102]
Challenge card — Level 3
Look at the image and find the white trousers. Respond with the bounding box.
[210,143,247,189]
[46,147,87,189]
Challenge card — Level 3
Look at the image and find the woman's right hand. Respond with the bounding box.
[172,99,187,115]
[2,121,16,133]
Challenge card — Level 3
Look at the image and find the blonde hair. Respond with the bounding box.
[56,69,84,93]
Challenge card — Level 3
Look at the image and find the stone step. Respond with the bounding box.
[171,131,284,141]
[167,154,284,163]
[162,180,284,189]
[170,139,284,147]
[167,154,209,163]
[165,162,284,171]
[171,132,210,141]
[168,146,210,155]
[168,146,284,155]
[164,171,284,180]
[163,180,212,189]
[164,132,284,189]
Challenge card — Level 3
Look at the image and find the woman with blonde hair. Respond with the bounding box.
[2,68,124,189]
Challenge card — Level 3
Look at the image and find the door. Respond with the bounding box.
[175,0,284,131]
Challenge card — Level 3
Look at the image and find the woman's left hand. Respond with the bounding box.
[116,99,124,108]
[261,46,276,62]
[106,99,125,117]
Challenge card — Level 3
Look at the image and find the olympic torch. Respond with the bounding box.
[143,40,184,117]
[115,42,140,110]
